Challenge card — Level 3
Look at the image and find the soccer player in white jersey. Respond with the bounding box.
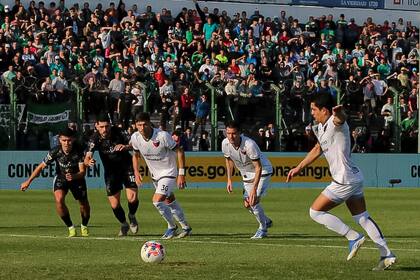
[131,112,192,239]
[222,121,273,239]
[287,92,396,270]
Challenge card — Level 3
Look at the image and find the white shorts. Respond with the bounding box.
[243,175,271,200]
[152,177,176,196]
[322,181,364,204]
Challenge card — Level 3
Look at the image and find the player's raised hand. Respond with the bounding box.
[332,105,344,116]
[286,167,300,182]
[332,104,346,125]
[20,180,30,191]
[177,175,187,189]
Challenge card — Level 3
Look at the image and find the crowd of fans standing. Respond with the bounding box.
[0,0,418,152]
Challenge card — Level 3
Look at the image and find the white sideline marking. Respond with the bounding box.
[2,233,420,253]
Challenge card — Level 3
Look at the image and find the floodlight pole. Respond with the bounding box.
[271,84,283,151]
[9,81,16,149]
[206,83,218,151]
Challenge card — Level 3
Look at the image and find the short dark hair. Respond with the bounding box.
[135,112,150,123]
[225,120,241,131]
[95,114,110,123]
[58,127,76,138]
[311,92,334,113]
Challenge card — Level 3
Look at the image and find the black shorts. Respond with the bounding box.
[53,177,88,201]
[104,169,138,196]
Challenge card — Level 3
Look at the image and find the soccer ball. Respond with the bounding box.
[140,241,165,263]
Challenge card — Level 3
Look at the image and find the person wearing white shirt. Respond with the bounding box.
[98,27,111,49]
[198,57,215,77]
[222,121,273,239]
[131,113,192,239]
[287,92,395,271]
[381,97,394,128]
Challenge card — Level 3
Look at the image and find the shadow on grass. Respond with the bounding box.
[394,266,420,272]
[161,261,206,267]
[187,233,344,239]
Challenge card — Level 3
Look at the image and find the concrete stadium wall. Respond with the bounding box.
[1,151,419,189]
[4,0,420,25]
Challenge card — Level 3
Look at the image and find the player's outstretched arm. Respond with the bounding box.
[225,157,234,193]
[132,151,143,187]
[332,105,346,126]
[20,162,47,191]
[176,146,187,189]
[286,143,322,182]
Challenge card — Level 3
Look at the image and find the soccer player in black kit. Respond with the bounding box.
[84,115,139,236]
[20,128,91,237]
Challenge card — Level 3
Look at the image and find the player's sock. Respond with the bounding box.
[153,201,176,229]
[112,205,127,224]
[60,213,73,227]
[310,208,351,236]
[345,229,360,240]
[353,211,391,256]
[128,200,139,215]
[251,203,267,231]
[81,213,90,227]
[167,200,189,229]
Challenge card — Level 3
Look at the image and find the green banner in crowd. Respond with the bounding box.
[26,102,71,133]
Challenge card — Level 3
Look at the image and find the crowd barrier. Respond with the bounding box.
[1,151,419,189]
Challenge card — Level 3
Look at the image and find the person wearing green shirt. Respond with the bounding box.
[186,25,193,44]
[203,17,218,42]
[215,49,228,65]
[377,59,391,80]
[332,42,344,56]
[74,57,87,77]
[401,111,416,133]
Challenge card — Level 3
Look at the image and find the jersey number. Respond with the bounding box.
[129,175,135,183]
[160,184,169,192]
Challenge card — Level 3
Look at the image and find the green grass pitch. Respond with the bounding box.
[0,188,419,279]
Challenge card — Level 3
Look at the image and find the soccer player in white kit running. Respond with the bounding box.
[287,92,396,270]
[222,121,273,239]
[131,112,192,239]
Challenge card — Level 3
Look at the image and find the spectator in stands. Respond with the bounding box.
[401,110,416,134]
[381,97,394,129]
[193,93,210,139]
[408,88,418,113]
[117,84,136,129]
[108,71,125,121]
[199,131,210,151]
[180,87,194,130]
[0,1,417,153]
[52,70,68,100]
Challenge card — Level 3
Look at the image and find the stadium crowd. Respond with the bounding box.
[0,0,418,152]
